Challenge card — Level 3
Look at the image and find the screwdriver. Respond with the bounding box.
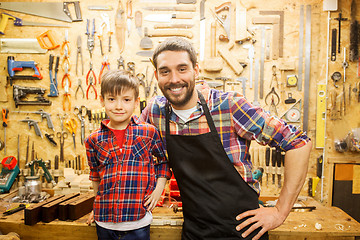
[265,147,271,186]
[271,148,277,185]
[276,149,282,188]
[2,108,9,155]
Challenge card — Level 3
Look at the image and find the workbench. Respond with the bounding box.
[0,196,359,240]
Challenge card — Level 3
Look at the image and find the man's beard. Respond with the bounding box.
[161,80,195,108]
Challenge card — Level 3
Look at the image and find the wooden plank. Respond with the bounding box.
[24,195,64,226]
[58,192,93,221]
[68,194,95,220]
[41,193,80,223]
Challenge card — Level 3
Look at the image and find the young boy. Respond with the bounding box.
[85,70,171,240]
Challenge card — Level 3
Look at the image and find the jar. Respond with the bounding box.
[25,176,41,197]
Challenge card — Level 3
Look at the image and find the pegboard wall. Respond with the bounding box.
[0,0,359,204]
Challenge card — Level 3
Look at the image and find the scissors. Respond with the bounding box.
[56,131,68,162]
[64,118,78,150]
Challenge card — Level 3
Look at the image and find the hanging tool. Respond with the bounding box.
[331,28,337,61]
[280,99,302,123]
[115,0,126,54]
[302,5,311,132]
[140,27,153,49]
[342,47,348,116]
[99,56,110,83]
[265,147,270,186]
[143,5,196,11]
[235,77,247,97]
[212,2,231,41]
[265,87,280,116]
[204,21,223,72]
[243,43,254,89]
[7,56,42,85]
[2,108,8,155]
[86,62,97,100]
[45,133,57,147]
[335,12,347,54]
[76,36,84,76]
[316,84,326,148]
[0,1,82,23]
[252,59,260,106]
[13,85,52,108]
[199,0,206,62]
[19,118,42,138]
[298,5,304,90]
[75,79,85,99]
[98,13,111,56]
[74,106,87,145]
[135,11,143,37]
[270,65,279,88]
[117,56,125,70]
[61,63,72,89]
[0,156,20,193]
[350,0,359,62]
[144,13,193,22]
[217,43,244,75]
[0,13,69,35]
[36,30,60,50]
[284,93,296,104]
[63,82,71,112]
[25,136,29,165]
[12,110,54,131]
[65,118,77,150]
[276,149,282,188]
[215,77,231,92]
[60,30,71,56]
[57,115,68,162]
[0,38,46,54]
[48,54,59,97]
[126,0,133,37]
[54,56,60,89]
[86,19,96,59]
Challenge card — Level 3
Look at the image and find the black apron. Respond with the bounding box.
[165,92,269,240]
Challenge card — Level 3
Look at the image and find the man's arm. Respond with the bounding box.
[236,140,312,240]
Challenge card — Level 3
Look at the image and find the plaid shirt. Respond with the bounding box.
[85,116,171,223]
[140,83,310,194]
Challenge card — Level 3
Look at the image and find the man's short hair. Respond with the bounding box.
[100,70,139,98]
[152,37,197,70]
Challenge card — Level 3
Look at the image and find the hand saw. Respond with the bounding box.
[0,1,82,23]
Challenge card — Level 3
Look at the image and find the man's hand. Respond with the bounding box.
[86,210,94,226]
[235,206,285,240]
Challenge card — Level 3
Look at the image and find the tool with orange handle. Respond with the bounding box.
[36,30,60,50]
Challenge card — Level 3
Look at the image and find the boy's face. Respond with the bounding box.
[100,88,139,129]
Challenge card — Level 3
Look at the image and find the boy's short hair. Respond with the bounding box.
[100,70,139,98]
[152,37,197,70]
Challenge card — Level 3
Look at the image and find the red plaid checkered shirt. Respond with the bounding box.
[85,116,171,223]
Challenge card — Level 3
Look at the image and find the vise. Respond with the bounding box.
[7,56,43,86]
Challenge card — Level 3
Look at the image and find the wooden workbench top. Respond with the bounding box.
[0,197,359,240]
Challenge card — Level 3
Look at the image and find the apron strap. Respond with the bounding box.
[165,90,218,135]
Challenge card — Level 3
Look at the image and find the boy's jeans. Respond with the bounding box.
[96,223,150,240]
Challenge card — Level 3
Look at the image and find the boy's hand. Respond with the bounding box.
[144,187,163,211]
[86,210,94,225]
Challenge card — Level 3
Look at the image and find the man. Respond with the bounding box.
[141,37,312,240]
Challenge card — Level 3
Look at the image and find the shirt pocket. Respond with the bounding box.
[96,140,115,195]
[129,137,151,166]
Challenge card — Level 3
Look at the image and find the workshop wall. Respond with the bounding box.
[0,0,358,206]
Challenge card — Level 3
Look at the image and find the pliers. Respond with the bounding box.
[86,62,97,100]
[63,81,71,111]
[62,63,72,88]
[75,78,85,99]
[61,30,71,56]
[76,35,84,76]
[99,56,110,83]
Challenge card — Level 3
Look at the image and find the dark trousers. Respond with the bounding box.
[96,223,150,240]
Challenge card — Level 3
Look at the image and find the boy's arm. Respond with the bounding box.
[86,181,100,225]
[144,177,167,211]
